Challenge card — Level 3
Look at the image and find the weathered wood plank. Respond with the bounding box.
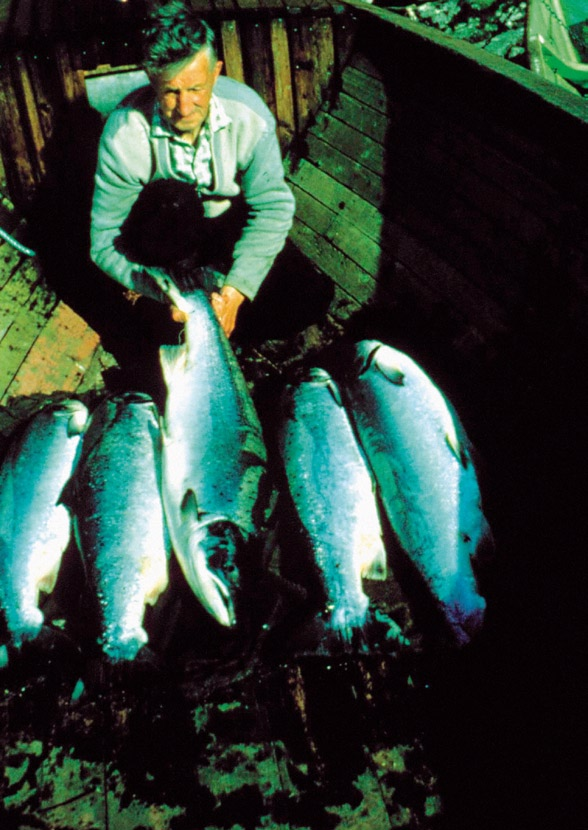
[53,42,87,105]
[11,54,47,180]
[270,16,296,147]
[302,131,385,206]
[0,279,59,401]
[3,302,101,401]
[0,244,26,292]
[241,18,276,114]
[290,18,322,133]
[288,156,383,242]
[289,158,509,335]
[309,112,385,175]
[0,63,38,205]
[330,90,388,144]
[313,15,335,102]
[289,218,377,305]
[23,49,60,144]
[341,65,388,114]
[0,256,40,327]
[219,20,245,84]
[290,182,384,277]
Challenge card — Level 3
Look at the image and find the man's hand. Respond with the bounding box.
[210,285,246,338]
[170,305,189,324]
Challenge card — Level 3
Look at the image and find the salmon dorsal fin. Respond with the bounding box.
[374,360,404,386]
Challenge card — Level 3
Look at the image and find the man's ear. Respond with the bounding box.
[214,60,223,82]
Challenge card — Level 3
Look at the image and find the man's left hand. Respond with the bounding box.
[210,285,246,338]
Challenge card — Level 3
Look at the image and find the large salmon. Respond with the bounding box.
[340,340,490,646]
[0,400,89,647]
[67,393,169,661]
[159,288,270,627]
[277,367,388,643]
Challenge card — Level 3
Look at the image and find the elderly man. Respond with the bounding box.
[90,0,295,338]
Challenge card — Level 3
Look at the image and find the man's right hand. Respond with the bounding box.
[170,305,189,324]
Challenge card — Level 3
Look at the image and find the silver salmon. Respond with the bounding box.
[0,400,89,647]
[67,393,169,661]
[277,367,388,642]
[159,288,270,627]
[340,340,490,646]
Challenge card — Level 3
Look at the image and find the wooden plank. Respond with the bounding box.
[301,132,385,206]
[289,218,377,304]
[290,182,383,276]
[53,42,87,105]
[0,289,59,402]
[3,302,101,401]
[0,62,38,206]
[23,49,59,144]
[0,243,26,292]
[241,19,276,114]
[308,112,385,175]
[289,18,321,134]
[380,142,532,308]
[270,16,296,148]
[10,53,46,180]
[348,51,383,81]
[0,257,40,327]
[219,20,245,84]
[341,65,388,114]
[289,156,383,241]
[332,6,358,74]
[331,90,388,144]
[289,159,509,334]
[298,95,529,314]
[315,15,335,93]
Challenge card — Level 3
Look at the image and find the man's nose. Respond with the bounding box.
[177,91,195,116]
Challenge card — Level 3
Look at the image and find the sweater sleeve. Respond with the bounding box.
[225,123,295,301]
[90,110,169,302]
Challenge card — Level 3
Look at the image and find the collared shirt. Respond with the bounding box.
[151,94,231,191]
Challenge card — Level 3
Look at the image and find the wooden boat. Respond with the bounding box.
[527,0,588,95]
[1,1,586,828]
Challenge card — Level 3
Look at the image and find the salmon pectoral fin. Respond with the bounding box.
[159,343,188,384]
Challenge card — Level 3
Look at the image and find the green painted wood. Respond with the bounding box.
[0,279,58,402]
[289,219,377,306]
[301,133,385,207]
[309,112,385,176]
[330,90,388,144]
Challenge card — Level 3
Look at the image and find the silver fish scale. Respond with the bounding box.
[71,395,168,661]
[278,368,386,638]
[342,341,487,645]
[0,401,89,647]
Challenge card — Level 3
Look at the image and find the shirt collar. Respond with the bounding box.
[151,92,230,140]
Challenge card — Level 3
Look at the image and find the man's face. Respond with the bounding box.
[152,49,223,141]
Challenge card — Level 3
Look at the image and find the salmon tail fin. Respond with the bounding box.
[362,542,387,581]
